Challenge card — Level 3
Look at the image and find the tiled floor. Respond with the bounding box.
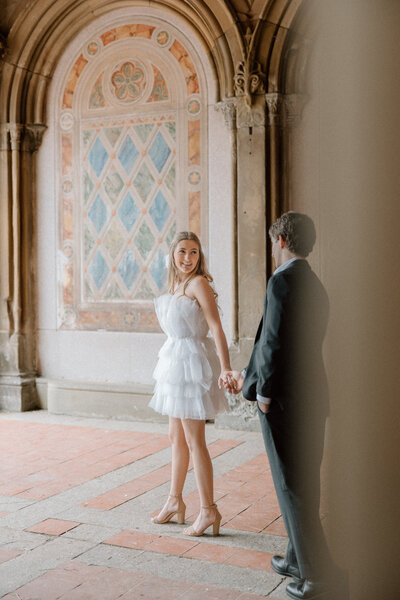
[0,412,289,599]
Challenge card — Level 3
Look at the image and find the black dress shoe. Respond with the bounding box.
[271,555,302,580]
[286,579,330,600]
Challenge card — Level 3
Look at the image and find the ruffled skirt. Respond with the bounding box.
[149,336,228,420]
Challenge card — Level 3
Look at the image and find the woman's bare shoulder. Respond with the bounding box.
[186,275,211,297]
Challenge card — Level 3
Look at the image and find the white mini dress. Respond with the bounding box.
[149,293,228,420]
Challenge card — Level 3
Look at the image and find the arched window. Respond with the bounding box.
[56,17,206,332]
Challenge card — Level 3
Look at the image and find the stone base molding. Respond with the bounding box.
[36,378,167,423]
[0,375,38,412]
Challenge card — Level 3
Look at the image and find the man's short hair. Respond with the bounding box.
[269,212,316,257]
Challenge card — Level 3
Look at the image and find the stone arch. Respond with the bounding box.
[0,0,308,412]
[1,0,244,125]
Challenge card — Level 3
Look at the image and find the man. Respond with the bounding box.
[226,212,333,600]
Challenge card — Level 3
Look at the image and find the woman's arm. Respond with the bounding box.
[188,276,231,386]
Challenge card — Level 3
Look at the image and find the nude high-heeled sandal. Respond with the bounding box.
[184,503,222,537]
[151,494,186,525]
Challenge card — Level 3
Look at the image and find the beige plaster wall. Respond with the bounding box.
[288,2,400,598]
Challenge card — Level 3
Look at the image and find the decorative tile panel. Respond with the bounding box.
[57,19,205,332]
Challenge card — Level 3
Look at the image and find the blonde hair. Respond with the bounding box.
[168,231,217,299]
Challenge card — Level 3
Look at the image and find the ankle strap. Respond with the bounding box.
[169,493,182,498]
[201,503,217,509]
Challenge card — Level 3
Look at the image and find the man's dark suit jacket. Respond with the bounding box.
[242,259,329,418]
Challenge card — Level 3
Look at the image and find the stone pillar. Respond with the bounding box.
[0,122,46,410]
[215,99,238,344]
[215,58,268,430]
[265,92,284,225]
[236,95,267,347]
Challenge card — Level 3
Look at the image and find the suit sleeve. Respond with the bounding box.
[255,274,289,398]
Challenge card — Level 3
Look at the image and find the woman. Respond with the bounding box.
[149,231,231,536]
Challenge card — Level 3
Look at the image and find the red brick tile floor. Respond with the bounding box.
[0,412,290,599]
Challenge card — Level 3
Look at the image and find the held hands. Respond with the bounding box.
[218,371,271,413]
[218,370,244,394]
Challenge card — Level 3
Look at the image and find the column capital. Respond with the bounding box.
[24,124,47,152]
[265,92,284,125]
[283,93,309,127]
[234,58,266,109]
[236,96,266,129]
[0,123,47,152]
[215,98,237,131]
[9,123,25,151]
[0,123,10,150]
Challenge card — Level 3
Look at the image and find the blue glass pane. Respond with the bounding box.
[150,249,167,289]
[148,132,171,173]
[89,251,109,289]
[118,136,139,174]
[118,249,140,289]
[88,137,108,177]
[118,192,140,232]
[149,191,171,232]
[88,195,108,233]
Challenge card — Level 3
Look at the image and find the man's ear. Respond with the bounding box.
[278,235,286,249]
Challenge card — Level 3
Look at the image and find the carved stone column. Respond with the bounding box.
[0,122,46,410]
[235,94,267,346]
[215,99,238,344]
[265,92,284,227]
[214,54,268,430]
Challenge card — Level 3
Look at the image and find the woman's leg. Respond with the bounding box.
[153,417,189,521]
[170,417,190,495]
[181,419,219,534]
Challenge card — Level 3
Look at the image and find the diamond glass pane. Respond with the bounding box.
[88,195,108,233]
[118,135,139,174]
[165,122,176,141]
[84,224,96,260]
[103,221,124,260]
[89,250,109,289]
[118,249,140,289]
[104,280,124,299]
[83,130,93,148]
[149,190,171,231]
[104,127,123,147]
[135,278,154,299]
[133,163,155,203]
[134,222,155,260]
[84,172,94,204]
[88,137,108,177]
[133,123,154,144]
[104,169,124,204]
[166,221,177,246]
[118,193,140,232]
[150,249,167,289]
[165,162,175,195]
[148,132,171,173]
